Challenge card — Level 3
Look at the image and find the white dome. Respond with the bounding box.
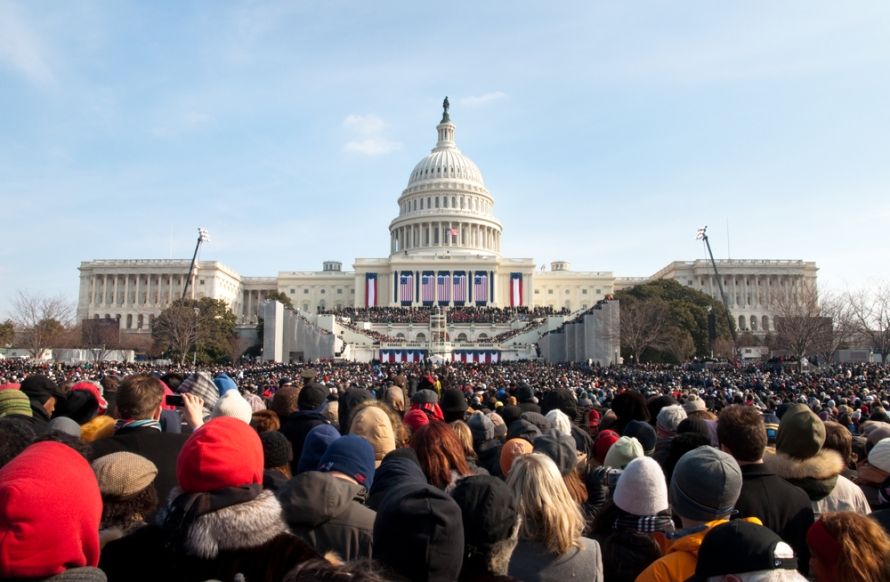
[407,146,485,188]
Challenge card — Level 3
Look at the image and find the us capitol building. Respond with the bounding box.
[77,100,817,343]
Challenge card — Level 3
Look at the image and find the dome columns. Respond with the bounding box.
[390,220,501,254]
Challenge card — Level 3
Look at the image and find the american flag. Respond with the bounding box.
[421,273,434,304]
[696,226,707,240]
[453,273,467,303]
[474,273,488,303]
[399,273,414,303]
[448,227,459,239]
[437,273,451,304]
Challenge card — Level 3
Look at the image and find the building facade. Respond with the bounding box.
[76,102,817,334]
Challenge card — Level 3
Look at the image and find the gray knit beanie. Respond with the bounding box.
[670,446,742,521]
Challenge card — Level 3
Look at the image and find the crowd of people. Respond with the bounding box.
[2,359,890,581]
[322,305,568,325]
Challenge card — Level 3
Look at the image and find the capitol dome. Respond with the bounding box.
[389,97,503,257]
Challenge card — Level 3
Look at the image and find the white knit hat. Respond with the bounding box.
[211,390,253,424]
[546,409,572,437]
[603,436,644,469]
[683,394,707,414]
[868,437,890,473]
[657,404,687,434]
[613,457,669,516]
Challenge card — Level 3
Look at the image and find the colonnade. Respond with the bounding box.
[391,222,501,253]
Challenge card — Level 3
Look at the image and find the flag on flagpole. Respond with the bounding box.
[448,227,459,238]
[695,226,707,240]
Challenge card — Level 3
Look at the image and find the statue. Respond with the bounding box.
[441,96,450,122]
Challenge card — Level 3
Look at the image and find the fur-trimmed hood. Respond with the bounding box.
[175,489,291,559]
[763,448,844,501]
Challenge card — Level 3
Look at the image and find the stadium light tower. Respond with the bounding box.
[182,228,210,300]
[696,226,738,345]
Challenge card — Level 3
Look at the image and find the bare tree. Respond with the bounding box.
[813,291,856,364]
[81,318,122,362]
[619,297,670,363]
[11,291,75,358]
[847,285,890,363]
[772,281,834,361]
[227,335,252,363]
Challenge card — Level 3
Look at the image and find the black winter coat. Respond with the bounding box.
[734,463,814,575]
[279,410,329,472]
[90,426,188,503]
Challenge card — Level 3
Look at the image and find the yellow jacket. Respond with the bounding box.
[635,517,762,582]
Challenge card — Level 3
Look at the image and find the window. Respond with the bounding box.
[548,289,554,295]
[565,289,570,295]
[289,289,295,294]
[320,289,326,294]
[762,315,770,331]
[534,289,540,295]
[304,289,309,294]
[303,304,309,311]
[582,289,588,295]
[337,288,343,294]
[595,288,601,294]
[199,279,205,285]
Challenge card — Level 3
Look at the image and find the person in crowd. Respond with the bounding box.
[534,430,586,503]
[99,416,319,582]
[450,475,521,581]
[0,416,36,468]
[500,437,533,478]
[440,387,469,422]
[718,404,814,573]
[609,390,649,435]
[764,403,870,516]
[688,520,804,581]
[636,446,747,582]
[280,381,331,471]
[260,430,292,490]
[624,419,657,456]
[372,450,465,581]
[270,384,300,423]
[506,453,603,581]
[251,408,281,433]
[296,423,341,474]
[411,420,473,489]
[349,401,400,465]
[0,441,105,581]
[469,410,503,477]
[338,387,373,433]
[90,374,189,502]
[451,419,485,473]
[92,452,158,548]
[652,404,686,466]
[807,512,890,582]
[515,384,541,415]
[19,374,61,429]
[279,434,376,561]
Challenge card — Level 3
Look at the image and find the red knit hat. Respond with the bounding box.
[593,429,620,464]
[70,381,108,415]
[403,408,431,432]
[0,441,101,578]
[177,416,263,493]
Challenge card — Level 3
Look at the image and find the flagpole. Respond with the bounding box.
[182,228,210,301]
[696,226,737,346]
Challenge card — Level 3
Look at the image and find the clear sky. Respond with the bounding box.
[2,1,889,320]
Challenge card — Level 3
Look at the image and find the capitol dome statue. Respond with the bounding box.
[389,97,503,257]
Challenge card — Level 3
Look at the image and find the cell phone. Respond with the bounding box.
[165,394,185,407]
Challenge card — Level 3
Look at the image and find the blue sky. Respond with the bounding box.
[2,1,889,320]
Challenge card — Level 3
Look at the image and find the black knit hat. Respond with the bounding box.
[260,431,292,468]
[450,475,518,554]
[689,520,797,581]
[19,375,60,405]
[624,419,657,453]
[439,389,468,413]
[297,383,328,411]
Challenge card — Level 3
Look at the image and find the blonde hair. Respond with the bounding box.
[507,452,584,555]
[450,420,476,460]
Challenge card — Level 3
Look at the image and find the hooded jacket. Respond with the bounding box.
[278,470,375,560]
[280,410,329,472]
[367,453,425,511]
[763,448,844,502]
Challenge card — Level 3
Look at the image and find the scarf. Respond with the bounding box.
[613,507,676,534]
[114,418,162,433]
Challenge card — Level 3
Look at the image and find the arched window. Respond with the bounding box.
[456,333,468,343]
[762,315,770,332]
[415,332,427,342]
[477,333,488,341]
[395,333,406,340]
[738,315,746,330]
[750,316,757,331]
